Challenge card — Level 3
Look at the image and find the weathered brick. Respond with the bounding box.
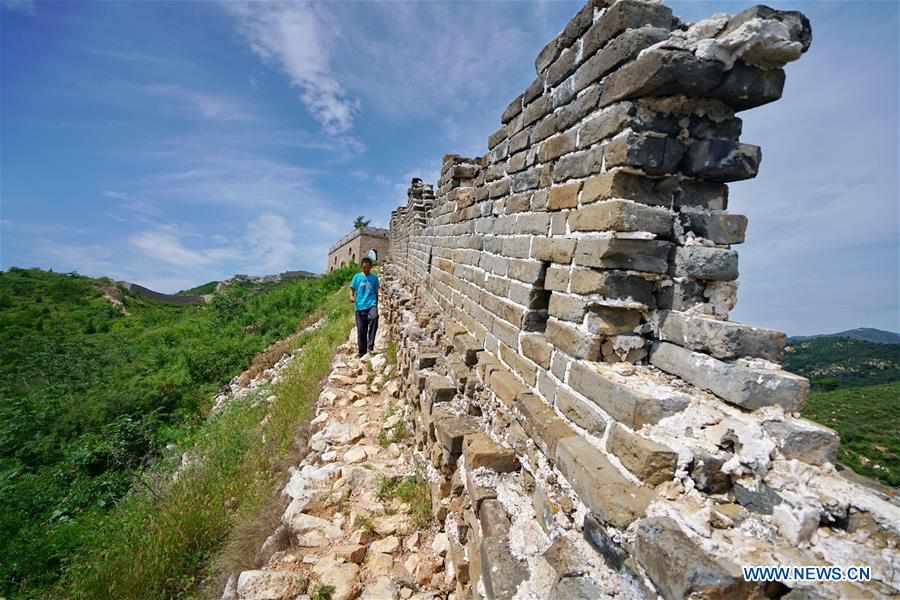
[656,310,785,361]
[508,280,550,309]
[650,342,808,411]
[555,436,654,528]
[598,49,726,108]
[501,93,524,124]
[555,386,607,437]
[490,368,528,407]
[575,25,671,93]
[585,306,643,335]
[464,432,520,472]
[501,236,531,258]
[548,292,588,322]
[500,342,538,386]
[577,103,633,148]
[556,85,602,131]
[509,128,531,154]
[545,47,577,87]
[515,212,550,235]
[488,124,508,150]
[552,147,604,182]
[517,393,578,456]
[548,183,581,210]
[531,237,576,263]
[683,140,761,182]
[607,423,677,486]
[633,517,758,600]
[521,333,553,369]
[546,318,601,360]
[673,246,738,281]
[762,418,839,466]
[574,238,671,274]
[540,131,577,162]
[492,317,520,348]
[569,268,655,307]
[508,259,546,285]
[681,211,747,245]
[581,169,672,206]
[604,132,685,176]
[568,361,691,428]
[569,200,673,235]
[580,1,672,60]
[545,265,570,291]
[531,112,559,144]
[522,95,551,127]
[433,406,481,454]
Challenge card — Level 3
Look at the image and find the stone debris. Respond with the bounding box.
[221,312,456,600]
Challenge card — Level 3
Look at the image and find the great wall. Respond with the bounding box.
[223,2,900,599]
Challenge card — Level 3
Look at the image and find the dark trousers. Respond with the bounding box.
[355,307,378,357]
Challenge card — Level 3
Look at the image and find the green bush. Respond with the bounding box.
[0,266,355,598]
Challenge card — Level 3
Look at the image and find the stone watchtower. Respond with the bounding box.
[326,227,390,272]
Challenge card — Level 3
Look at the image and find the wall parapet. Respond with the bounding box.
[381,1,899,598]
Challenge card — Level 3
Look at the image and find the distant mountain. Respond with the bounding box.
[785,335,900,389]
[790,327,900,345]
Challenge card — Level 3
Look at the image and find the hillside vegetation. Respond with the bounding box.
[787,335,900,487]
[0,266,355,598]
[803,382,900,487]
[784,336,900,390]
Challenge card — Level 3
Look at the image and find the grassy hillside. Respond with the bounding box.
[176,280,219,296]
[0,266,355,598]
[803,382,900,487]
[784,336,900,390]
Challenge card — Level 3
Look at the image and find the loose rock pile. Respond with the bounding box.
[221,320,464,600]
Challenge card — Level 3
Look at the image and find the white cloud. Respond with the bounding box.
[245,214,297,273]
[222,1,358,134]
[142,84,254,121]
[129,228,232,267]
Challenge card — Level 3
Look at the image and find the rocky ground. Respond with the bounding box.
[220,322,456,600]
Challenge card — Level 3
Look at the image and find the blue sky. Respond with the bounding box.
[1,0,897,335]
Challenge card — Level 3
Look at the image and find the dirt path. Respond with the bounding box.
[221,322,453,600]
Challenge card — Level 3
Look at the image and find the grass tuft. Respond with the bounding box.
[376,471,432,529]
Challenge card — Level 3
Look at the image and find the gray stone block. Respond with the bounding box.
[633,517,759,600]
[575,25,671,93]
[569,200,673,235]
[574,238,671,274]
[673,245,739,281]
[546,318,602,360]
[607,423,677,486]
[552,147,605,182]
[656,310,786,361]
[555,436,654,528]
[556,386,607,437]
[712,62,785,111]
[683,139,761,182]
[570,268,656,308]
[581,0,672,60]
[599,49,726,108]
[681,210,747,244]
[604,132,685,176]
[649,341,809,411]
[549,292,588,322]
[762,418,839,466]
[532,237,576,263]
[568,362,691,428]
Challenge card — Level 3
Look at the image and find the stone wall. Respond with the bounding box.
[327,227,391,271]
[380,1,900,598]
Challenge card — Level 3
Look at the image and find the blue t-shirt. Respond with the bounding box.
[351,272,379,312]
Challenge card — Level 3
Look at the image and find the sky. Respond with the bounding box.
[1,0,897,336]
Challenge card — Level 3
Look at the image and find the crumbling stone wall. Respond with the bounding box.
[381,1,900,599]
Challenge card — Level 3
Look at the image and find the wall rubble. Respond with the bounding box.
[380,1,900,599]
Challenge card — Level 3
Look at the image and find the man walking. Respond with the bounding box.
[349,257,379,357]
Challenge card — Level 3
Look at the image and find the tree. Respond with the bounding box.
[353,216,370,230]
